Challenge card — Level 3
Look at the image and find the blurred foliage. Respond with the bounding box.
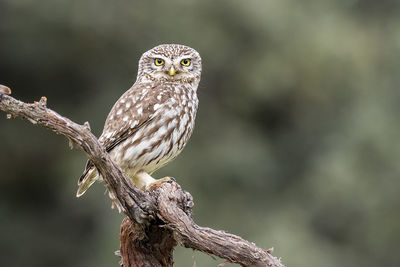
[1,0,400,266]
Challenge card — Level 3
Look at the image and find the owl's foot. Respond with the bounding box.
[145,177,174,191]
[134,171,174,191]
[0,84,11,101]
[0,84,11,95]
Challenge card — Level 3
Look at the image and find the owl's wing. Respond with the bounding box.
[102,116,155,152]
[99,83,167,152]
[76,82,170,196]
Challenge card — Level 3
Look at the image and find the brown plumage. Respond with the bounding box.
[77,44,202,197]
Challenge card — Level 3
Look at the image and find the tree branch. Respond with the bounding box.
[0,89,285,267]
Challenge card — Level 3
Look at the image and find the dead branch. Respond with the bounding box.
[0,89,285,267]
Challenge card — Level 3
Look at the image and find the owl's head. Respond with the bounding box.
[137,44,202,84]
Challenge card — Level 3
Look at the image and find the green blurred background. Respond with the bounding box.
[1,0,400,266]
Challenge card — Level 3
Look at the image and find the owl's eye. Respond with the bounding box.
[180,58,191,66]
[154,58,164,66]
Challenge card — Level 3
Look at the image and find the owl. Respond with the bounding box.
[77,44,202,197]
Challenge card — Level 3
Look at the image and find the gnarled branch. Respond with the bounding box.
[0,89,285,267]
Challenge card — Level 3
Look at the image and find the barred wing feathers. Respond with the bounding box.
[76,82,172,197]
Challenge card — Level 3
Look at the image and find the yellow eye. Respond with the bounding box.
[180,58,191,66]
[154,58,164,66]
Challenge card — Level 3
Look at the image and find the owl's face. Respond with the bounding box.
[137,44,202,84]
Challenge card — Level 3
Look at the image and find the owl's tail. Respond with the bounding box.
[76,163,100,197]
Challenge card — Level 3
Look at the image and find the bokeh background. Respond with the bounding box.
[1,0,400,266]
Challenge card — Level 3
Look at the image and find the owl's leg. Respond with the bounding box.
[133,171,156,189]
[134,171,172,191]
[145,177,173,191]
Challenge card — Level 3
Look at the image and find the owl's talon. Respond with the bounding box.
[0,84,11,96]
[145,177,173,191]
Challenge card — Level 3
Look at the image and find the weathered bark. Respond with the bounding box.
[119,217,176,267]
[0,89,285,267]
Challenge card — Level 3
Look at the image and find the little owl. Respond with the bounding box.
[77,44,201,197]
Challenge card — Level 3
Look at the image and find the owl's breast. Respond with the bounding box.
[111,84,198,176]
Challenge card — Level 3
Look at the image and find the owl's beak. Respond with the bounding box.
[168,66,176,76]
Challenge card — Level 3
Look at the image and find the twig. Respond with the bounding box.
[0,89,285,267]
